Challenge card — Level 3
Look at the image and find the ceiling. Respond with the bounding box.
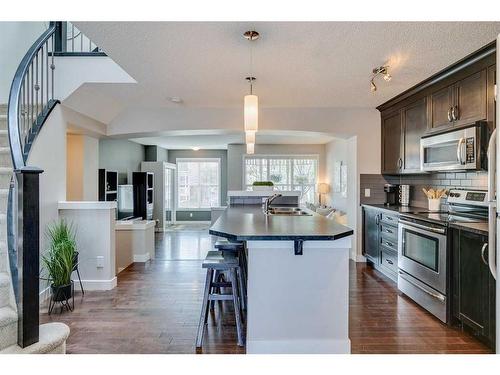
[130,130,336,150]
[68,22,500,147]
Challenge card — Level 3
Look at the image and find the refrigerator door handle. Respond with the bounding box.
[487,128,497,279]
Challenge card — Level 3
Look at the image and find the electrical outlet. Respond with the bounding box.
[96,256,104,268]
[364,188,371,197]
[189,213,193,218]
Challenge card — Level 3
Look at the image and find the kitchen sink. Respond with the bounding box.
[267,207,312,216]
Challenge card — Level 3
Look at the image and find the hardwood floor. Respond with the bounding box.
[40,229,493,354]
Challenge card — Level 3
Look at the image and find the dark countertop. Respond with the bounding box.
[209,205,353,241]
[449,222,489,236]
[361,203,430,215]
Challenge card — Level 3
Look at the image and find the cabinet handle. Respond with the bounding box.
[386,259,394,265]
[398,158,403,169]
[481,243,488,265]
[451,105,458,121]
[447,107,452,122]
[385,241,394,248]
[386,216,393,221]
[375,215,380,225]
[385,228,393,234]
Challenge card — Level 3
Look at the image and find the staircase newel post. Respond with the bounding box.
[15,166,43,348]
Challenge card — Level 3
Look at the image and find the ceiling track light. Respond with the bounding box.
[370,65,391,93]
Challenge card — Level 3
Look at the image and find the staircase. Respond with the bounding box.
[0,104,69,354]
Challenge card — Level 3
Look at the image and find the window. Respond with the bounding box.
[177,158,220,209]
[244,155,318,203]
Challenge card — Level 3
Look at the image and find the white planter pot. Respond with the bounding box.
[428,198,441,212]
[253,186,274,191]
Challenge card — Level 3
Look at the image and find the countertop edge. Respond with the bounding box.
[209,228,354,241]
[58,201,117,210]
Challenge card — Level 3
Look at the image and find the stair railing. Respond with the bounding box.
[6,22,58,348]
[7,21,104,349]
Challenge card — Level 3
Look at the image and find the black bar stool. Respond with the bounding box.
[196,250,245,348]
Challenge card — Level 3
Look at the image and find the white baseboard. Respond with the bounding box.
[246,338,351,354]
[355,254,367,262]
[39,285,51,303]
[80,277,117,291]
[175,220,211,224]
[133,253,150,263]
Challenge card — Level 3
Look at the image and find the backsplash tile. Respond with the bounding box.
[360,171,487,209]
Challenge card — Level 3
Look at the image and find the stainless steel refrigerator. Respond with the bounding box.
[489,34,500,353]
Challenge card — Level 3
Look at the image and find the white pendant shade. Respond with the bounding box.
[244,94,258,132]
[245,131,256,144]
[246,143,255,154]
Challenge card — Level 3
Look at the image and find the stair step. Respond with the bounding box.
[0,306,17,350]
[0,273,11,308]
[0,322,69,354]
[0,167,13,188]
[0,130,8,148]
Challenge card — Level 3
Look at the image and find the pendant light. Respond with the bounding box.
[244,77,258,132]
[246,143,255,155]
[245,130,256,144]
[243,30,259,152]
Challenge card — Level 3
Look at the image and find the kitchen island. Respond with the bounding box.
[209,205,353,354]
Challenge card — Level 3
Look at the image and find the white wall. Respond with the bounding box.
[227,143,327,191]
[325,137,358,261]
[0,22,46,103]
[26,104,106,293]
[26,105,67,291]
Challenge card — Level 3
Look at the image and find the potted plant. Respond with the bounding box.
[42,220,77,302]
[252,181,274,191]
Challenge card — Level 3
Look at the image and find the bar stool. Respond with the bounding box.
[214,240,247,310]
[196,250,245,348]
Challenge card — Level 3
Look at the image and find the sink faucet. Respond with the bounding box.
[263,193,283,214]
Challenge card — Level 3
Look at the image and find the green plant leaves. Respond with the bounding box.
[41,220,77,287]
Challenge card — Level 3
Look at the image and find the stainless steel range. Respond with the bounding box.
[397,189,488,323]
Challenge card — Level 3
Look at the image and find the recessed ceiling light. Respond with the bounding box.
[191,147,200,151]
[169,96,183,103]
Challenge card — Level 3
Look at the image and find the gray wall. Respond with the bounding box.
[168,149,227,222]
[99,139,146,184]
[227,143,327,190]
[145,145,168,162]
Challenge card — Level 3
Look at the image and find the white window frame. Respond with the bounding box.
[176,158,221,210]
[242,154,319,202]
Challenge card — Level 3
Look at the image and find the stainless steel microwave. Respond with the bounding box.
[420,122,488,172]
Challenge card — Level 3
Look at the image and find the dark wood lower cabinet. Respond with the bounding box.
[451,229,496,349]
[362,207,380,263]
[362,206,398,281]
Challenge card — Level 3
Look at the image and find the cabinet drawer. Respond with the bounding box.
[380,213,398,226]
[380,223,398,242]
[380,236,398,252]
[380,248,398,274]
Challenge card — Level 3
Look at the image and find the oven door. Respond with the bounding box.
[420,126,478,172]
[398,219,447,294]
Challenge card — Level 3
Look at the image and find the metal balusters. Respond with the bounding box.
[51,34,54,100]
[45,40,49,108]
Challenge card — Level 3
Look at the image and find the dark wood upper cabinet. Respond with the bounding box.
[381,111,402,174]
[454,70,487,127]
[402,97,428,173]
[430,85,454,130]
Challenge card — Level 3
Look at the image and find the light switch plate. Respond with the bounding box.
[96,256,104,268]
[364,188,371,197]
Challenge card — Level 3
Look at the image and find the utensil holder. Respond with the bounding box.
[428,198,441,212]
